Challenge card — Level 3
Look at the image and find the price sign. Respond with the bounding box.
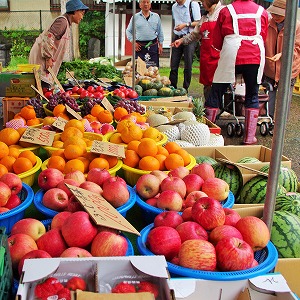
[101,97,115,114]
[65,184,140,235]
[136,57,147,76]
[65,104,82,120]
[91,140,125,158]
[52,117,68,131]
[19,128,56,146]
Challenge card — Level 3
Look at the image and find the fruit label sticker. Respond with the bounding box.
[65,104,82,120]
[65,184,140,235]
[19,128,55,146]
[101,97,115,114]
[52,117,67,131]
[91,141,125,158]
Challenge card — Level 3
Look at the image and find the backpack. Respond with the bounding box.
[189,0,208,21]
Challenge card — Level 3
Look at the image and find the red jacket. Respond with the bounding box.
[212,0,268,65]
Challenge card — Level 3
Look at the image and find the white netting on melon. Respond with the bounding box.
[173,140,195,147]
[146,114,169,127]
[207,134,225,146]
[156,125,180,142]
[180,122,211,146]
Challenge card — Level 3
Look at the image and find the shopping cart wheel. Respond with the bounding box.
[227,122,236,137]
[235,123,244,137]
[260,122,269,136]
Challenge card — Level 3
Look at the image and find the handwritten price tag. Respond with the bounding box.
[91,140,125,158]
[101,97,115,114]
[65,104,82,120]
[52,117,68,131]
[19,128,56,146]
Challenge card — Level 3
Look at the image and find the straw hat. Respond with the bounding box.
[267,0,286,17]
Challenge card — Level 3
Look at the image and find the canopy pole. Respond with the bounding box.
[263,0,298,230]
[132,0,136,89]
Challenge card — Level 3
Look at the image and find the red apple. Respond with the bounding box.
[191,163,215,181]
[42,188,69,211]
[178,239,217,271]
[64,170,86,185]
[181,207,193,221]
[251,259,259,268]
[191,197,225,230]
[86,168,111,187]
[156,190,183,212]
[160,176,186,199]
[79,181,103,195]
[176,221,208,242]
[168,166,190,179]
[66,276,87,291]
[38,168,64,191]
[100,123,115,135]
[91,231,128,257]
[51,211,72,230]
[4,194,22,209]
[8,233,38,270]
[146,226,182,260]
[201,178,229,201]
[215,237,254,271]
[61,211,98,248]
[18,249,51,276]
[0,207,9,213]
[0,181,11,206]
[223,208,241,226]
[183,191,208,208]
[60,247,92,258]
[235,216,270,251]
[0,172,23,195]
[102,177,129,207]
[182,174,204,195]
[209,224,243,246]
[153,211,183,228]
[11,218,46,241]
[36,228,68,257]
[67,195,83,212]
[135,174,160,199]
[145,197,158,207]
[57,179,80,198]
[150,170,168,184]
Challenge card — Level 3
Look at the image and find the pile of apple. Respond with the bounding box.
[145,203,270,272]
[37,167,130,212]
[135,163,230,215]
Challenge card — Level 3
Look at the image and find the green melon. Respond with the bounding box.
[152,80,163,90]
[135,84,143,96]
[275,192,300,217]
[271,211,300,258]
[237,175,287,204]
[143,89,158,96]
[194,156,218,166]
[157,87,174,97]
[139,79,153,91]
[260,165,298,193]
[237,157,261,163]
[213,163,243,197]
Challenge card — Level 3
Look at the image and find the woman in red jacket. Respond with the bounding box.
[205,0,268,145]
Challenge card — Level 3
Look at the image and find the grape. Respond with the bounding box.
[114,99,145,114]
[28,97,47,118]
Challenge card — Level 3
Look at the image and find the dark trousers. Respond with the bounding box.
[136,39,159,68]
[169,39,197,90]
[205,64,260,109]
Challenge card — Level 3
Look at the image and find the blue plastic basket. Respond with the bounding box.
[137,223,278,281]
[33,185,136,219]
[135,188,235,224]
[0,183,34,234]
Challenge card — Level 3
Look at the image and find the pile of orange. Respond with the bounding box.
[0,127,38,148]
[13,105,42,126]
[82,104,113,124]
[112,108,146,123]
[123,140,191,171]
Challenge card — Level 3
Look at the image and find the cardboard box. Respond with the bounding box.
[2,97,31,125]
[0,72,36,97]
[16,256,173,300]
[114,58,131,67]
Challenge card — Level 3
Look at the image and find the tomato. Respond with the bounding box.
[113,89,125,98]
[96,86,104,93]
[44,91,53,99]
[79,90,89,99]
[65,90,73,96]
[72,86,80,93]
[77,87,85,94]
[93,91,104,99]
[127,90,139,99]
[87,86,95,93]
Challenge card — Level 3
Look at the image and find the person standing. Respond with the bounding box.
[263,0,300,119]
[170,0,224,100]
[205,0,268,145]
[126,0,164,68]
[169,0,201,91]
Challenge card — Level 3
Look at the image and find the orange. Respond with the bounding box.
[0,141,9,159]
[64,159,85,174]
[8,146,20,159]
[154,154,167,171]
[113,107,128,121]
[142,127,162,142]
[53,104,66,117]
[0,164,8,177]
[164,153,185,171]
[63,137,87,152]
[0,128,20,146]
[13,114,26,125]
[0,156,16,172]
[130,112,146,123]
[64,119,85,133]
[116,119,135,133]
[51,149,66,159]
[56,112,70,121]
[127,140,141,152]
[88,157,110,171]
[123,149,140,168]
[84,114,98,123]
[77,156,90,173]
[175,149,191,166]
[164,141,182,154]
[61,127,84,142]
[52,141,64,149]
[100,154,118,168]
[47,156,66,173]
[26,118,41,126]
[120,124,143,144]
[97,110,113,123]
[137,138,158,158]
[16,127,26,137]
[109,132,123,144]
[19,150,37,166]
[64,144,84,160]
[139,156,160,171]
[83,152,99,162]
[91,104,104,117]
[20,105,36,120]
[83,138,93,148]
[13,157,33,174]
[157,145,169,157]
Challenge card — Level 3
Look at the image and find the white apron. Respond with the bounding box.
[213,4,265,84]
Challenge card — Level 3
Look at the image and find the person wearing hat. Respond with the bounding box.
[29,0,89,88]
[263,0,300,119]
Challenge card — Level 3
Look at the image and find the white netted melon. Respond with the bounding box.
[156,125,180,142]
[172,111,196,121]
[207,134,225,146]
[146,114,169,127]
[173,140,195,148]
[180,122,210,146]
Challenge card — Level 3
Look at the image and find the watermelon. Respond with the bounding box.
[237,175,286,204]
[194,156,218,166]
[271,211,300,258]
[275,192,300,217]
[213,163,243,197]
[260,165,298,193]
[237,157,261,163]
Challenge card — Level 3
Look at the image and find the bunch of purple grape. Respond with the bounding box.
[46,92,81,112]
[28,97,47,118]
[80,97,103,117]
[114,99,146,114]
